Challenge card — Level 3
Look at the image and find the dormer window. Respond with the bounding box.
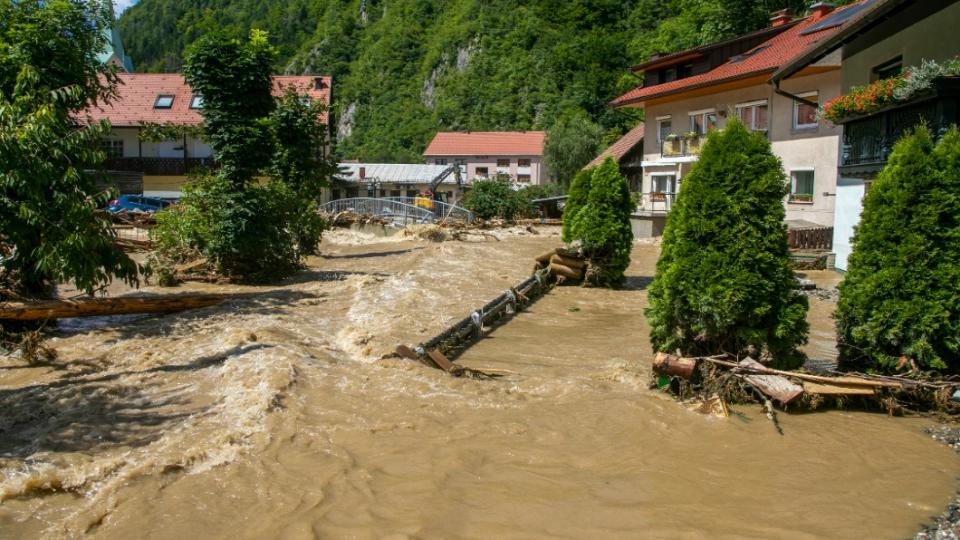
[154,95,174,109]
[190,95,203,109]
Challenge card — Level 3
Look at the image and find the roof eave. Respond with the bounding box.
[611,69,775,108]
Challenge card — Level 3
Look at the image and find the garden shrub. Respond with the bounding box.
[461,179,524,220]
[645,119,808,369]
[836,126,960,373]
[566,158,633,287]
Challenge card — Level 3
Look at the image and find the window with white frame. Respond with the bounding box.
[475,167,489,178]
[689,109,717,135]
[657,116,672,143]
[789,170,815,202]
[737,100,768,132]
[497,158,511,168]
[100,139,123,159]
[153,95,174,109]
[651,174,675,194]
[793,92,819,130]
[518,158,531,167]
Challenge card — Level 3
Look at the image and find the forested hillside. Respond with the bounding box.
[119,0,822,162]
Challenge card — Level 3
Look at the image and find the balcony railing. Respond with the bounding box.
[636,192,676,214]
[839,77,960,173]
[661,134,704,158]
[104,157,216,176]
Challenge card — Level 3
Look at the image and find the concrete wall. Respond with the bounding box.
[640,70,841,226]
[107,128,213,159]
[427,155,548,185]
[630,214,666,239]
[841,2,960,91]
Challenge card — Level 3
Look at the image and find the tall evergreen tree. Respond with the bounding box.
[567,157,633,287]
[837,127,960,372]
[646,119,808,368]
[561,167,593,243]
[0,0,138,297]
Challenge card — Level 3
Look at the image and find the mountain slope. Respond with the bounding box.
[118,0,821,162]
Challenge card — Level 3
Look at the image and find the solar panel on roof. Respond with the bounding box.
[800,0,879,35]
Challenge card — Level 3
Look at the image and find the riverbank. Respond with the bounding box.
[0,228,956,538]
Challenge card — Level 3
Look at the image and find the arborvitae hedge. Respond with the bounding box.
[561,167,593,243]
[837,126,960,372]
[567,158,634,287]
[646,119,808,369]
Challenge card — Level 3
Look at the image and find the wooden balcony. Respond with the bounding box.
[104,157,216,176]
[838,77,960,176]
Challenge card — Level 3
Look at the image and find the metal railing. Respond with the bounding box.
[380,197,474,223]
[104,157,216,176]
[319,197,475,225]
[661,134,704,158]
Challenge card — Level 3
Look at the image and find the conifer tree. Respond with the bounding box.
[567,158,634,287]
[646,119,808,368]
[836,127,960,372]
[561,168,592,243]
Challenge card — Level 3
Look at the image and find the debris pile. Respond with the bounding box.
[533,247,587,283]
[652,352,960,418]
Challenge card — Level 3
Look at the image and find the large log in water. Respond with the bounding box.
[0,294,227,321]
[550,253,585,270]
[652,352,698,379]
[549,262,583,280]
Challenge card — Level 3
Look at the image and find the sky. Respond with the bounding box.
[114,0,137,15]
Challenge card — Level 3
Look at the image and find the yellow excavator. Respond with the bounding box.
[416,163,464,209]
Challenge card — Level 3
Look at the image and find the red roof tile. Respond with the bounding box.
[80,73,331,127]
[586,123,644,169]
[423,131,546,156]
[611,1,870,107]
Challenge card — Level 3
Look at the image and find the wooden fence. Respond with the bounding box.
[788,226,833,251]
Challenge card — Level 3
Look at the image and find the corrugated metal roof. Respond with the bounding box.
[335,163,464,184]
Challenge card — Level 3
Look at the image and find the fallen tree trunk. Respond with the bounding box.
[534,248,557,265]
[652,352,698,379]
[0,293,227,321]
[548,262,583,280]
[550,253,585,270]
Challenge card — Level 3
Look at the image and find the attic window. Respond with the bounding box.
[154,95,174,109]
[730,45,770,64]
[190,95,203,109]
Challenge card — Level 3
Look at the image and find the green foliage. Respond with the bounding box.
[562,168,593,242]
[461,179,524,221]
[836,127,960,372]
[138,122,206,143]
[0,0,138,297]
[154,31,335,283]
[183,29,276,186]
[544,112,605,185]
[645,120,808,368]
[566,158,633,287]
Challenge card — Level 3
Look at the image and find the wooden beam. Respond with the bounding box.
[0,294,228,321]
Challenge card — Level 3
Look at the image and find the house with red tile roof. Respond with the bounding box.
[585,123,645,191]
[81,73,331,198]
[612,2,870,238]
[423,131,549,185]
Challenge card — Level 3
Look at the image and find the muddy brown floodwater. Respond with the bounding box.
[0,226,956,539]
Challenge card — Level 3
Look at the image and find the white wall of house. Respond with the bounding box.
[639,70,841,227]
[426,155,547,185]
[833,177,866,271]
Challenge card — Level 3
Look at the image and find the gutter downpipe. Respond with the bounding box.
[772,79,821,109]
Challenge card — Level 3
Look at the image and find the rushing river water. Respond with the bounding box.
[0,227,955,539]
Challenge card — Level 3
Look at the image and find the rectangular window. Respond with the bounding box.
[518,158,531,167]
[737,101,768,132]
[652,174,676,194]
[872,57,902,82]
[793,92,819,130]
[154,95,174,109]
[406,189,418,198]
[790,170,815,202]
[190,95,203,109]
[689,110,717,135]
[435,158,448,166]
[517,174,531,183]
[657,117,672,143]
[475,167,489,178]
[331,189,341,200]
[390,189,401,197]
[100,139,123,159]
[497,158,511,167]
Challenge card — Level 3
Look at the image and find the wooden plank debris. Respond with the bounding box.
[737,358,804,404]
[802,381,876,396]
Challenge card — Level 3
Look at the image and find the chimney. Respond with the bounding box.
[359,166,366,179]
[769,8,793,27]
[809,2,835,19]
